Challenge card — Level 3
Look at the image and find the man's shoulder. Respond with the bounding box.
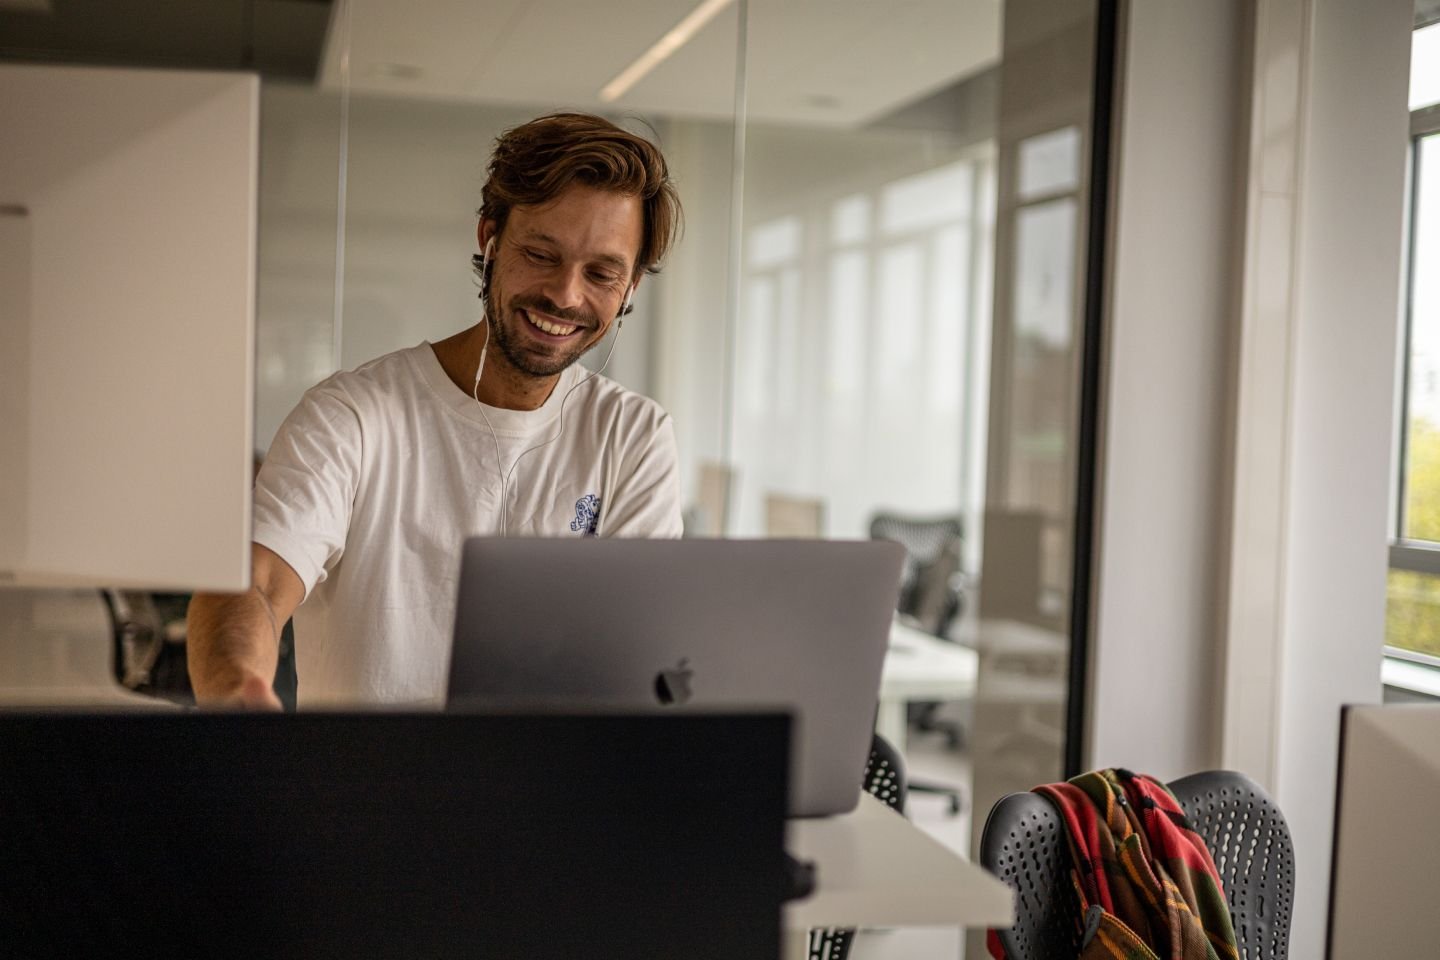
[579,371,670,427]
[302,343,430,406]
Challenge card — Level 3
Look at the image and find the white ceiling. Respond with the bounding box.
[319,0,1001,128]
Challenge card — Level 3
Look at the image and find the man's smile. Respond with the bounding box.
[521,308,584,340]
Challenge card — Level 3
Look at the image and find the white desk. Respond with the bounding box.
[877,620,978,750]
[783,793,1013,959]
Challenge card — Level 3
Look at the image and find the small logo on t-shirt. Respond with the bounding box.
[570,494,601,535]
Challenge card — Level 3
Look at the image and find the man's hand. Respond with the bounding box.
[212,672,285,711]
[188,544,303,710]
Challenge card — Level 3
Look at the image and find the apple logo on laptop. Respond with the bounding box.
[654,659,693,706]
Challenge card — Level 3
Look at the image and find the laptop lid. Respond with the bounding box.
[0,712,789,960]
[447,537,905,817]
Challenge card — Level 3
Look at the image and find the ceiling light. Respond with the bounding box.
[599,0,735,103]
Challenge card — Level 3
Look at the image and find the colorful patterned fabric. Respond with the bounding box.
[990,768,1238,960]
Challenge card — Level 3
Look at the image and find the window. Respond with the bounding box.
[1386,24,1440,663]
[732,150,995,539]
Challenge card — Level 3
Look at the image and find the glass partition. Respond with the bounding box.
[2,4,1109,952]
[729,4,1103,956]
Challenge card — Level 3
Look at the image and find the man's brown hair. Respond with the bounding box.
[480,112,682,278]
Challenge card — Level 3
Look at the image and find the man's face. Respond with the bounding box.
[481,184,644,379]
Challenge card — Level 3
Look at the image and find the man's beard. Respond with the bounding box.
[486,291,602,378]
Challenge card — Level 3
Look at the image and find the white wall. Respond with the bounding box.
[1089,0,1244,778]
[1272,0,1410,951]
[650,118,738,509]
[254,83,341,454]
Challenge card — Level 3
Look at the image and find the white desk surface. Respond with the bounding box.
[784,794,1013,932]
[881,620,978,700]
[955,618,1067,657]
[876,621,977,749]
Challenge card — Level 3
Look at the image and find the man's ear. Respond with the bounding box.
[477,219,498,253]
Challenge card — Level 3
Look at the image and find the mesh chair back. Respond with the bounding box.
[1167,771,1294,960]
[861,732,907,811]
[981,773,1294,960]
[979,792,1083,960]
[868,514,963,634]
[808,735,907,960]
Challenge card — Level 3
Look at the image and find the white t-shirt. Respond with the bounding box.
[252,342,682,707]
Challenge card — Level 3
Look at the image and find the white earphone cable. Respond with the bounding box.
[470,318,513,535]
[495,321,624,537]
[472,313,626,538]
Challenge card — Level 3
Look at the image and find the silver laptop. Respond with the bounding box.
[447,537,905,817]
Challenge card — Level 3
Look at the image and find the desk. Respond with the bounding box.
[877,620,978,750]
[783,793,1013,959]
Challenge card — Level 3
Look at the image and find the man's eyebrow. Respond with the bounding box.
[521,231,631,271]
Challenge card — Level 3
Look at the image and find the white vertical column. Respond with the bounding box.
[1221,0,1310,793]
[1090,0,1245,778]
[1271,2,1410,953]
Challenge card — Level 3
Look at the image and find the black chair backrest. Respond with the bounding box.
[978,791,1083,960]
[980,771,1295,960]
[1167,771,1294,960]
[868,513,963,634]
[861,731,907,811]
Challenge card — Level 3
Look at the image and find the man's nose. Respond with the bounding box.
[538,262,587,312]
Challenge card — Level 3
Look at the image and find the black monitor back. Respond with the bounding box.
[0,712,790,960]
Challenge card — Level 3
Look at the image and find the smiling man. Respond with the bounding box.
[188,114,684,708]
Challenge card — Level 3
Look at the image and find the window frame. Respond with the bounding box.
[1385,98,1440,678]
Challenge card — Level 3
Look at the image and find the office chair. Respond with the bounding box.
[977,790,1080,959]
[808,734,908,960]
[102,590,166,694]
[868,513,967,815]
[1167,771,1294,960]
[979,770,1294,960]
[868,514,965,637]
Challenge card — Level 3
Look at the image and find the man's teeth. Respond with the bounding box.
[529,313,578,336]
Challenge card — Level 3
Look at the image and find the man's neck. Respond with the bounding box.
[432,324,559,411]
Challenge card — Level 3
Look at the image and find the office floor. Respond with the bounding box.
[847,722,976,960]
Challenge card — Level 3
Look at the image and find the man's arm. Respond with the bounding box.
[188,542,305,709]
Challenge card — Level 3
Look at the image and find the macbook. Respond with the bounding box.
[447,537,905,817]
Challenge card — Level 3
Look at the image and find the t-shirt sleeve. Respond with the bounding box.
[252,382,363,598]
[601,413,683,539]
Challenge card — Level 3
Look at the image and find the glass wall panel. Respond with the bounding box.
[315,0,745,517]
[3,3,1106,950]
[315,14,1104,890]
[735,4,1102,957]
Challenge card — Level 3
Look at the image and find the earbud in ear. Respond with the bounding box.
[473,237,498,300]
[618,284,635,318]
